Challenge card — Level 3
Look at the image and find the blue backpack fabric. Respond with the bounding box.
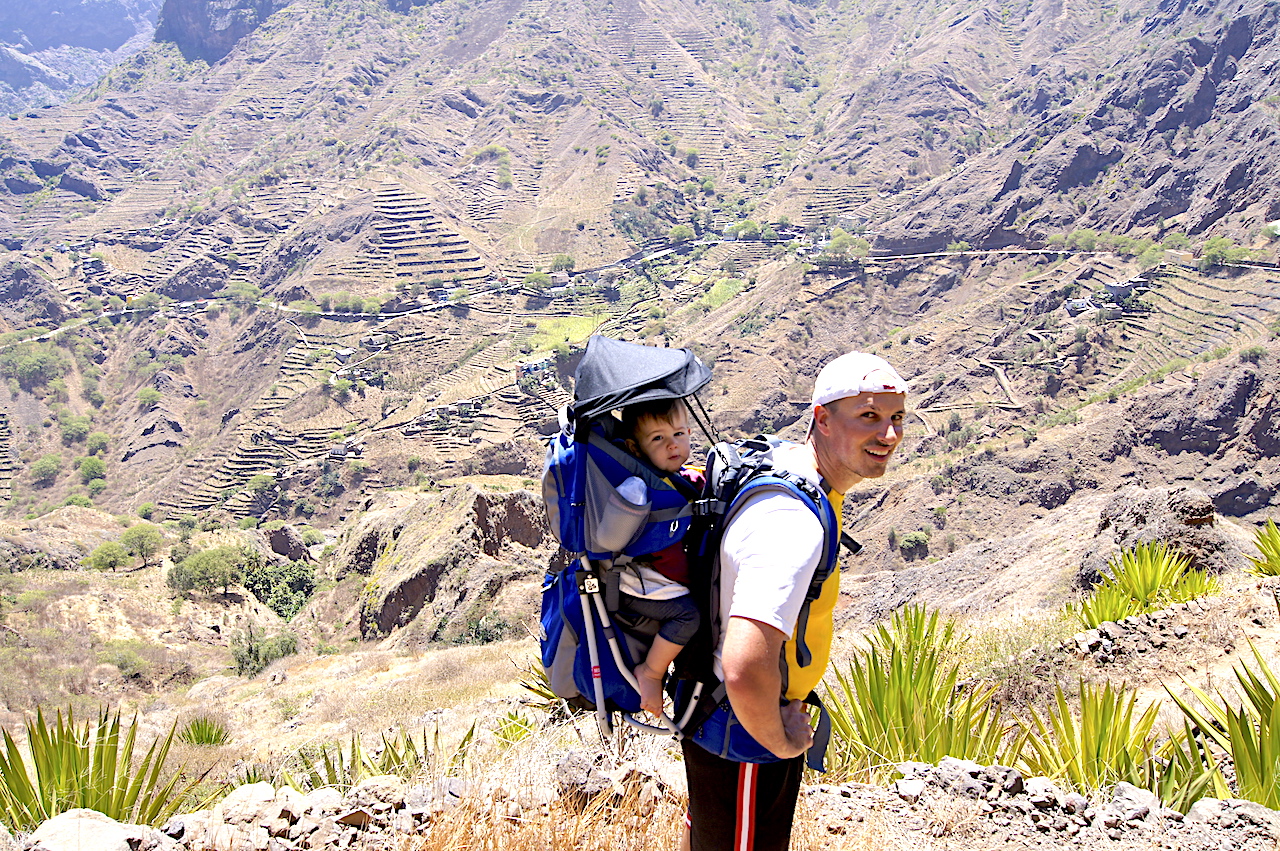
[541,415,694,561]
[540,557,647,714]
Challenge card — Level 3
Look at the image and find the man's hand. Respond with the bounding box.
[721,617,813,760]
[780,699,815,755]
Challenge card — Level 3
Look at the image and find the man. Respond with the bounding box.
[682,351,908,851]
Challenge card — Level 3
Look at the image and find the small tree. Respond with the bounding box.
[168,546,246,598]
[550,254,575,272]
[137,388,161,409]
[88,541,129,572]
[31,454,61,486]
[86,431,110,455]
[77,456,106,484]
[826,227,856,257]
[669,224,694,243]
[523,272,551,289]
[120,523,164,568]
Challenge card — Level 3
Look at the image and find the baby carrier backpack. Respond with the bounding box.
[539,335,712,736]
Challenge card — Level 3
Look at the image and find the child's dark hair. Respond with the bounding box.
[620,397,688,439]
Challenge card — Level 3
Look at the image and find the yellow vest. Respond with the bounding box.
[781,489,843,700]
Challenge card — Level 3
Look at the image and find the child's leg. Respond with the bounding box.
[623,594,700,716]
[635,636,683,715]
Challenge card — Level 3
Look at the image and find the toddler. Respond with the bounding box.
[614,397,701,716]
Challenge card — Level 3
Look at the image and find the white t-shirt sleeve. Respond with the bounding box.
[719,490,825,636]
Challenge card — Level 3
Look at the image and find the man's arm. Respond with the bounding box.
[721,615,814,760]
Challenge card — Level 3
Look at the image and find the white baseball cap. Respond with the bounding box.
[812,352,909,408]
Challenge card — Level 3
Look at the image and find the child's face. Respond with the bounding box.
[630,409,692,473]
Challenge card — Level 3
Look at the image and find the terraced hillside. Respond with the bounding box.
[0,0,1275,523]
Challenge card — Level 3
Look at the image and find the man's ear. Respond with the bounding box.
[624,438,639,455]
[811,403,830,437]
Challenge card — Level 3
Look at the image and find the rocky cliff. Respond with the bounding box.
[153,0,294,63]
[314,485,555,649]
[873,0,1280,251]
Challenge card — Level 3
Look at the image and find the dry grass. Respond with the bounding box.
[955,608,1079,713]
[400,790,685,851]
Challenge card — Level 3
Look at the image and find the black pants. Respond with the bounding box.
[682,738,804,851]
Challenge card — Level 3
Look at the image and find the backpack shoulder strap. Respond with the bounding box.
[723,470,840,670]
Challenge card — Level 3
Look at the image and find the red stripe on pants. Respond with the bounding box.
[735,763,757,851]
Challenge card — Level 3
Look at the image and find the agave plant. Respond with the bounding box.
[1148,718,1230,813]
[1015,680,1162,791]
[822,605,1011,784]
[1166,641,1280,810]
[1246,519,1280,577]
[0,706,196,831]
[1072,582,1144,628]
[1073,541,1218,628]
[284,721,476,792]
[178,716,230,746]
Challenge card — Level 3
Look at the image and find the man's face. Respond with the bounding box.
[630,408,692,473]
[813,392,906,485]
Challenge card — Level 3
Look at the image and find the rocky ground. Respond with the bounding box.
[10,749,1280,851]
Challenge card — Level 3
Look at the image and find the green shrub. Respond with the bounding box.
[58,413,91,444]
[86,431,110,455]
[77,455,106,483]
[1240,345,1266,364]
[167,546,247,596]
[98,641,149,679]
[1246,519,1280,576]
[30,454,61,486]
[898,530,930,558]
[87,541,129,572]
[230,625,297,676]
[243,559,316,621]
[0,342,69,391]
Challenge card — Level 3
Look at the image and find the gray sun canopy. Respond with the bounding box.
[570,335,712,420]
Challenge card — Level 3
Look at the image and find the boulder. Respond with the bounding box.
[1105,781,1160,823]
[266,524,310,562]
[345,775,407,810]
[26,810,131,851]
[302,786,344,815]
[1079,486,1247,585]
